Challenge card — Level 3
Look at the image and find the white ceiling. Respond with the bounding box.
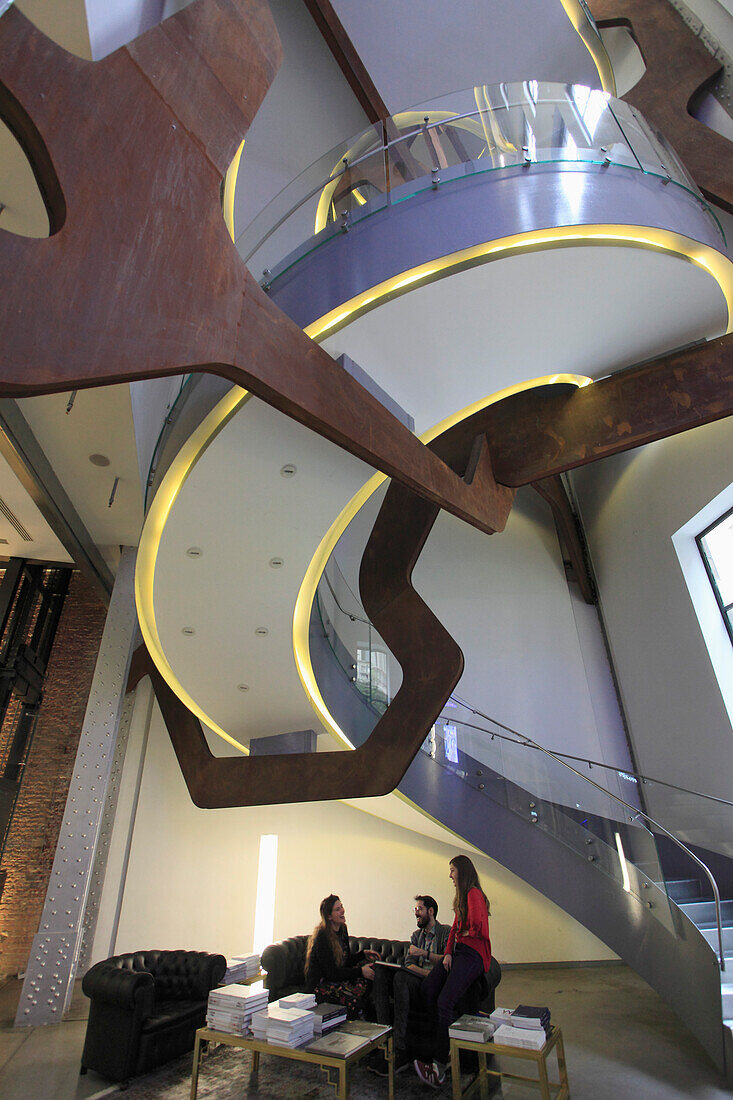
[153,396,375,745]
[322,245,728,434]
[19,388,145,547]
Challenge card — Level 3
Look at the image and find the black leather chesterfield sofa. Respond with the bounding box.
[80,949,226,1085]
[262,934,501,1061]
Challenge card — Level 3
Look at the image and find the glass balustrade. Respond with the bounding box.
[236,81,725,285]
[314,556,401,716]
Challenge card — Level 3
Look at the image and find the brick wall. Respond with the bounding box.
[0,571,107,979]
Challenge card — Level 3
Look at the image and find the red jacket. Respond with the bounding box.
[446,887,492,971]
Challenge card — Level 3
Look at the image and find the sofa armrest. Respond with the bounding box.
[82,962,155,1013]
[188,952,227,999]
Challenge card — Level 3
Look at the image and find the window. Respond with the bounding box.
[697,507,733,645]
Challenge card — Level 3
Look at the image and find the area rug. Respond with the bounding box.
[116,1044,502,1098]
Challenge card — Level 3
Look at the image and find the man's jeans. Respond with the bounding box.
[373,965,424,1049]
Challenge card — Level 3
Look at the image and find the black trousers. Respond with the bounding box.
[372,965,424,1049]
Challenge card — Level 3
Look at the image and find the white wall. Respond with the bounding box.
[571,418,733,849]
[93,681,616,965]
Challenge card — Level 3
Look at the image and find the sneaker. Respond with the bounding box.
[414,1059,446,1087]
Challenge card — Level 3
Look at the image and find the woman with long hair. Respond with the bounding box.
[415,855,492,1087]
[304,894,378,1019]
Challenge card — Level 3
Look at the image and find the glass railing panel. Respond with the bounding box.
[234,82,721,285]
[632,777,733,866]
[237,121,386,277]
[314,558,401,714]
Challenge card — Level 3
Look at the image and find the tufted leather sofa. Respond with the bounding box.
[262,934,501,1060]
[80,949,226,1085]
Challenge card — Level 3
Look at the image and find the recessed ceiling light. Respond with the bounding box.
[280,464,297,478]
[181,626,196,636]
[237,683,249,692]
[269,557,284,568]
[89,454,110,467]
[186,547,203,558]
[254,627,268,637]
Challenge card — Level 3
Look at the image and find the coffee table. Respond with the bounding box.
[191,1024,394,1100]
[449,1024,569,1099]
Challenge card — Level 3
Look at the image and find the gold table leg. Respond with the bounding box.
[451,1041,462,1100]
[190,1033,202,1100]
[387,1035,395,1100]
[479,1050,489,1099]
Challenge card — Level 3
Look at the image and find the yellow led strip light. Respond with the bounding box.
[135,385,253,755]
[305,226,733,344]
[560,0,617,95]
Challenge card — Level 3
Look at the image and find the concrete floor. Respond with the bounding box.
[0,964,730,1099]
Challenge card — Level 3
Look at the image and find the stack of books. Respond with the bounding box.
[251,1004,315,1047]
[206,984,269,1035]
[448,1014,494,1042]
[312,1002,347,1035]
[493,1004,551,1050]
[223,953,260,983]
[279,991,316,1011]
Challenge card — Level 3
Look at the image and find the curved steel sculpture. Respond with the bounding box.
[1,0,732,805]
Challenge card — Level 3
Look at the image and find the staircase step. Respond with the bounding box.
[722,984,733,1017]
[680,900,733,926]
[700,926,733,952]
[661,878,704,903]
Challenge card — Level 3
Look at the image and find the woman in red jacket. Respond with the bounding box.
[415,855,492,1087]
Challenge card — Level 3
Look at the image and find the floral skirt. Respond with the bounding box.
[314,977,370,1020]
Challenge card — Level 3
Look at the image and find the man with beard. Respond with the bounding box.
[370,895,450,1076]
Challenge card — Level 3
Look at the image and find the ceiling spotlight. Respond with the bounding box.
[254,627,268,637]
[237,684,249,692]
[280,464,297,478]
[269,557,284,569]
[186,546,203,558]
[181,626,196,636]
[89,453,110,467]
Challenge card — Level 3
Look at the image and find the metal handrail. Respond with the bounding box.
[320,562,371,627]
[449,693,726,970]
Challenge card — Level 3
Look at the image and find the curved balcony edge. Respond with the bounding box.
[267,161,729,337]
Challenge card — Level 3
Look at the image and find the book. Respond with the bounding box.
[209,985,267,1011]
[312,1003,347,1035]
[372,960,403,970]
[448,1014,494,1042]
[280,992,317,1010]
[510,1005,551,1031]
[339,1020,390,1040]
[494,1023,547,1050]
[489,1007,514,1028]
[307,1031,373,1057]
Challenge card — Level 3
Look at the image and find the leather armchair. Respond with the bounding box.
[80,949,226,1085]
